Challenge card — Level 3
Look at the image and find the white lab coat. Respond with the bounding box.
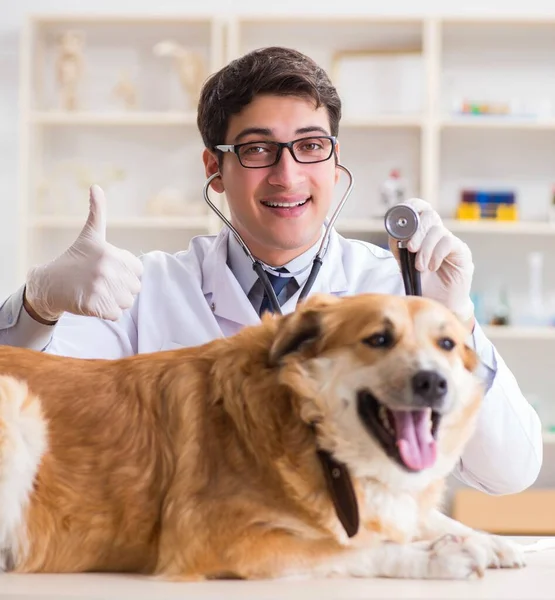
[0,227,543,494]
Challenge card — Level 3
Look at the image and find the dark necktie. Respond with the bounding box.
[259,268,292,315]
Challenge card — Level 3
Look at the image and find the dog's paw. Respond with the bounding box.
[463,534,526,570]
[426,534,485,579]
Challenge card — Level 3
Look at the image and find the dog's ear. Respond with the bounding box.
[269,308,322,366]
[462,344,478,373]
[268,294,340,365]
[462,343,490,385]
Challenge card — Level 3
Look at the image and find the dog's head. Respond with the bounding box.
[268,293,485,488]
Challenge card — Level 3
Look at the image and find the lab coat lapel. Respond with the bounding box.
[202,229,261,327]
[280,229,348,314]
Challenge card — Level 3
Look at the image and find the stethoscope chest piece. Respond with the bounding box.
[384,204,420,246]
[384,204,422,297]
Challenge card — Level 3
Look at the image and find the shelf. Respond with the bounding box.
[440,116,555,130]
[443,220,555,235]
[336,218,555,236]
[30,13,217,25]
[30,111,198,126]
[481,325,555,341]
[341,115,423,128]
[32,216,211,230]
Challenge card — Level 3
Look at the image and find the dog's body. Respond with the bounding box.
[0,293,524,579]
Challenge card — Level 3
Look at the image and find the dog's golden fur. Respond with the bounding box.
[0,293,526,579]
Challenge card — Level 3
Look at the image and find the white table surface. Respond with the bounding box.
[1,537,554,599]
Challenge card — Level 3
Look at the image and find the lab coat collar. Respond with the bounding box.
[202,226,348,326]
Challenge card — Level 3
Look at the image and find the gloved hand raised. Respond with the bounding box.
[25,185,143,323]
[388,197,475,324]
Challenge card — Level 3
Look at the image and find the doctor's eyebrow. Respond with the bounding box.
[233,125,330,143]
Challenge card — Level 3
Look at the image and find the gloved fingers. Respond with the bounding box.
[114,250,142,295]
[85,287,134,321]
[126,272,142,296]
[78,291,122,321]
[118,248,144,279]
[417,227,454,272]
[112,288,136,312]
[107,267,141,297]
[400,197,433,214]
[97,303,122,322]
[406,208,442,254]
[446,238,474,271]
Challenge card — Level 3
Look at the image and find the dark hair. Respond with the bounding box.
[197,46,341,149]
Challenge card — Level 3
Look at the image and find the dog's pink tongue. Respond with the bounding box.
[391,409,437,471]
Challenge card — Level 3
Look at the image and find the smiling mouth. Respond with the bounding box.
[357,390,442,472]
[261,198,311,208]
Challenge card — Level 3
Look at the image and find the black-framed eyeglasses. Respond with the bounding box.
[214,135,337,169]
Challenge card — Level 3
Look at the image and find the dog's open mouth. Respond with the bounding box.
[357,390,441,472]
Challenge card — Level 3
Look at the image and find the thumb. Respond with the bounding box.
[82,184,107,240]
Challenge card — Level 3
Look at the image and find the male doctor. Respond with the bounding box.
[0,46,542,495]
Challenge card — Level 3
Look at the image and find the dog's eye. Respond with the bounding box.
[438,337,456,351]
[363,332,393,349]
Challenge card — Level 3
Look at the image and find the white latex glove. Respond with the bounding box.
[25,185,143,322]
[388,198,475,323]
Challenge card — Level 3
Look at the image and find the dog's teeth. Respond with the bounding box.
[379,405,394,434]
[425,408,434,441]
[426,408,433,431]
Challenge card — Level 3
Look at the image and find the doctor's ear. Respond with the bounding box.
[203,149,225,193]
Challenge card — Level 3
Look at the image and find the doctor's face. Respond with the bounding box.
[203,94,340,266]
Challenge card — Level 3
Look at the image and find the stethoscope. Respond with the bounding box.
[203,164,355,314]
[384,204,422,296]
[202,168,422,309]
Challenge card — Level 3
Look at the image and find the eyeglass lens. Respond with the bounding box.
[238,137,333,167]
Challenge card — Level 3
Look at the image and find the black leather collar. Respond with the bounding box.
[317,449,359,538]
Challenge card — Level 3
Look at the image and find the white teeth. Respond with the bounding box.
[263,200,308,208]
[425,407,432,431]
[379,405,394,435]
[426,408,434,442]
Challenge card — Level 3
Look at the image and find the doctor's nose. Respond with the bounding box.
[266,148,305,188]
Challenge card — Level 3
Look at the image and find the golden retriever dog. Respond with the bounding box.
[0,293,525,580]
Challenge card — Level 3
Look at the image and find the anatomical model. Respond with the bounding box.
[153,40,205,107]
[55,30,85,111]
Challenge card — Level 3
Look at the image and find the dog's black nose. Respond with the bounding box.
[411,370,447,408]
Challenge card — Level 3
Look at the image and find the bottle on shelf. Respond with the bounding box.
[489,286,511,326]
[379,168,405,216]
[519,252,550,327]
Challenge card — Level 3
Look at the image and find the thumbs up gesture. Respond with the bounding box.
[25,185,143,323]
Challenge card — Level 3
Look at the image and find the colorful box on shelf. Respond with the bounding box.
[456,100,510,116]
[457,190,518,221]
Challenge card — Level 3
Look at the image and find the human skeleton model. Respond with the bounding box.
[152,40,205,107]
[56,31,85,111]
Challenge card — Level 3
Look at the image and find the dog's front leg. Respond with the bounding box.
[417,509,525,570]
[202,529,490,580]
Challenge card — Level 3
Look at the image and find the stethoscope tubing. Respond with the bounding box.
[203,164,355,315]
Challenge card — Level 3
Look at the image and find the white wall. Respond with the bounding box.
[3,0,555,297]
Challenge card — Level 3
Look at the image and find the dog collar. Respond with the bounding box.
[317,450,359,538]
